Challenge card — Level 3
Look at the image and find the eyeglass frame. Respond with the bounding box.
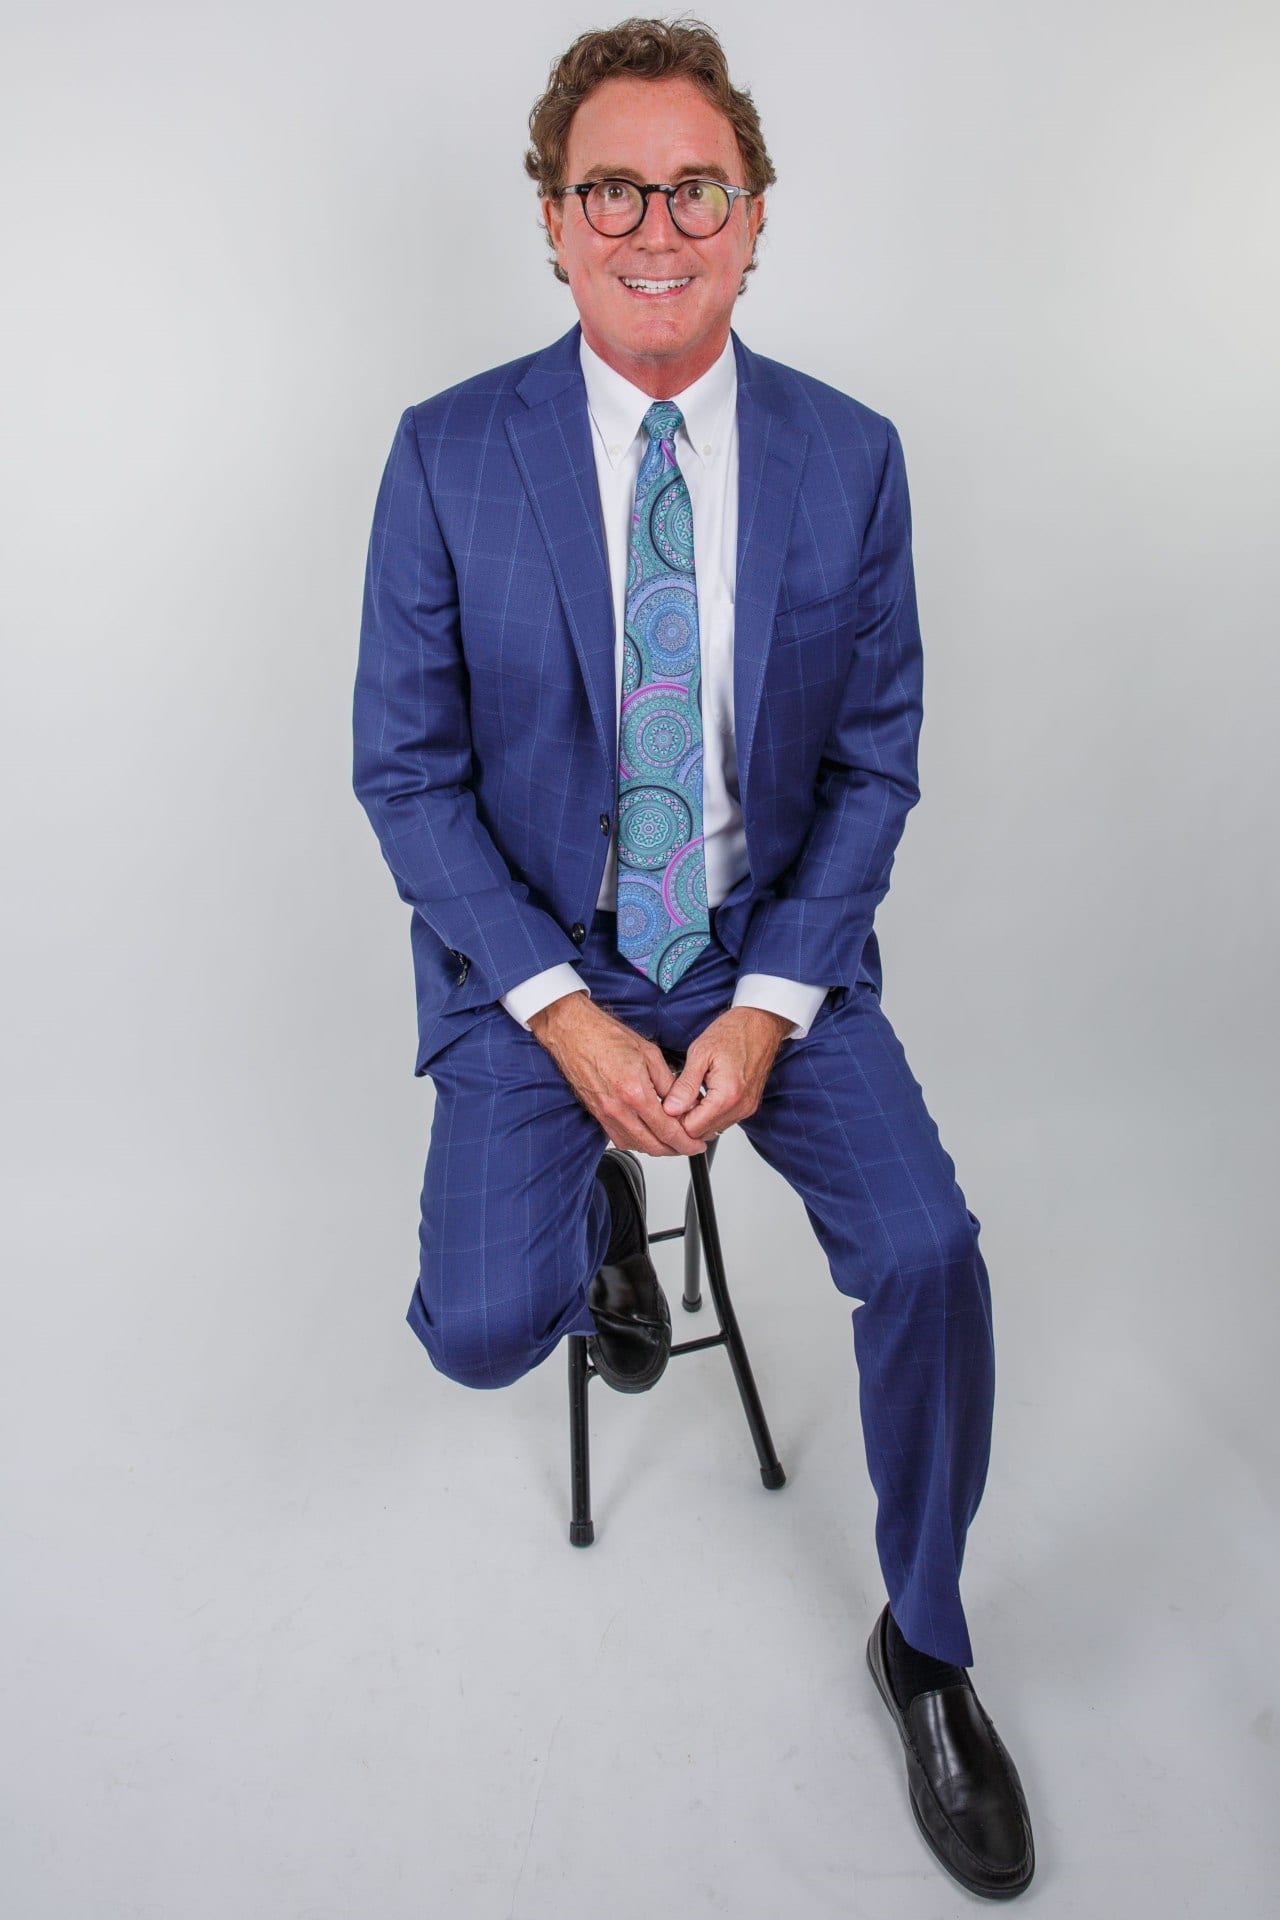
[557,177,757,239]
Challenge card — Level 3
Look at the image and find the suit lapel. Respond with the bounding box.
[506,328,616,772]
[503,326,810,807]
[732,335,809,813]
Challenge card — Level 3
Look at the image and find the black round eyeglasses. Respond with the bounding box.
[558,177,755,239]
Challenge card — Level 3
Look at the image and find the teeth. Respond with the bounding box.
[622,278,691,292]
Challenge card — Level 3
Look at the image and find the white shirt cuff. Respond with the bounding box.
[731,974,829,1041]
[500,965,591,1031]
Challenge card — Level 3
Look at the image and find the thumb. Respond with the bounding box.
[662,1056,706,1114]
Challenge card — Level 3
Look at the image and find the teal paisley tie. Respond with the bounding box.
[615,401,710,989]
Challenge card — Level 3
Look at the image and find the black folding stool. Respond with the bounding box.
[566,1049,787,1546]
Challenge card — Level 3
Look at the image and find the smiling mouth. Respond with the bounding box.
[620,277,693,296]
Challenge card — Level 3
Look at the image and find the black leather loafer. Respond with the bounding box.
[866,1604,1035,1900]
[587,1150,671,1394]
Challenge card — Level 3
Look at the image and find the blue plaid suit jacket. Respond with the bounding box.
[353,323,923,1076]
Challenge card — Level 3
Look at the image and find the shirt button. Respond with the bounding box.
[703,443,713,456]
[570,922,586,945]
[609,445,621,459]
[599,812,610,834]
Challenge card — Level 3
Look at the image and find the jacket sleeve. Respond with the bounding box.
[352,409,582,999]
[736,419,924,985]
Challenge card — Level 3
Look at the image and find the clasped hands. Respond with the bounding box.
[528,992,792,1156]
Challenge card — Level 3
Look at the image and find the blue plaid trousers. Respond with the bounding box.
[409,910,994,1667]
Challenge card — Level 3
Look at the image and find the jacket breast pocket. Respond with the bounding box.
[773,581,860,647]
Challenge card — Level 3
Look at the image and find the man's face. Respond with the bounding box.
[543,74,764,397]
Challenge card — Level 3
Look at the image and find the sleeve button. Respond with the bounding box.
[599,812,611,834]
[570,922,586,944]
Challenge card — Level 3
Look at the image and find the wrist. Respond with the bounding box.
[528,989,592,1043]
[732,1004,794,1042]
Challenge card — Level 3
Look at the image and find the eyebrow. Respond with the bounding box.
[578,162,734,185]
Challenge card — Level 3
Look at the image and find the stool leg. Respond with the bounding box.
[682,1133,719,1310]
[568,1335,595,1545]
[688,1152,787,1492]
[682,1178,703,1311]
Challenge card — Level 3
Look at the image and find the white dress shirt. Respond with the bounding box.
[500,334,829,1040]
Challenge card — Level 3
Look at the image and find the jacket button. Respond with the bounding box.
[570,922,586,945]
[599,812,611,834]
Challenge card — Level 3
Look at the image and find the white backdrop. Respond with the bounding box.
[3,2,1278,1914]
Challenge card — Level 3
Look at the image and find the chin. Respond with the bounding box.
[618,306,700,348]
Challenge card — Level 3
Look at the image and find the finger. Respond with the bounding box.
[643,1096,708,1154]
[610,1118,679,1156]
[642,1047,679,1102]
[662,1050,710,1116]
[682,1086,742,1141]
[614,1111,705,1156]
[596,1085,706,1157]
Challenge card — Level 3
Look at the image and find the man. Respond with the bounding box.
[353,17,1034,1899]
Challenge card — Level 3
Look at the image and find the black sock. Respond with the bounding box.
[885,1609,969,1708]
[596,1154,645,1265]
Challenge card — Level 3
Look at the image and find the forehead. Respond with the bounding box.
[564,73,744,177]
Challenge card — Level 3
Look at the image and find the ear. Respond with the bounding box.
[747,191,766,250]
[542,195,568,274]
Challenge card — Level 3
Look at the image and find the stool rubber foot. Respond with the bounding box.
[682,1296,703,1313]
[570,1520,595,1547]
[760,1463,787,1491]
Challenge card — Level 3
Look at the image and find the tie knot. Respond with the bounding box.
[642,400,684,445]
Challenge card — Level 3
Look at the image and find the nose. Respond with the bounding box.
[633,190,683,249]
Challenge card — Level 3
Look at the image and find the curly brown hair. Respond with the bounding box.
[524,16,777,289]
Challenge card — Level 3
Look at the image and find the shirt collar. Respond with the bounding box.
[578,332,737,471]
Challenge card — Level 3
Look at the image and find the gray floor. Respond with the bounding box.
[4,1089,1276,1919]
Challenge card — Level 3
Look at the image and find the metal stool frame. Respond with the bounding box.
[567,1115,787,1546]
